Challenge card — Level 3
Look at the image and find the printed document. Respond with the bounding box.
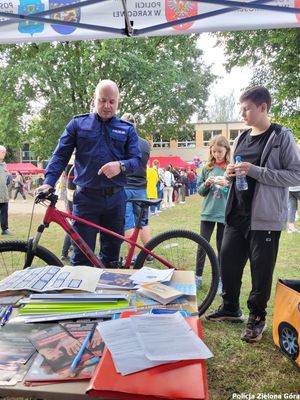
[0,265,102,293]
[98,313,213,375]
[129,267,174,284]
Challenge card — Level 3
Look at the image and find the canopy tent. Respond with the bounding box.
[0,0,298,44]
[7,163,44,174]
[149,156,192,169]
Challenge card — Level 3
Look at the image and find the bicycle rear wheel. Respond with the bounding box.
[134,229,219,316]
[0,240,63,279]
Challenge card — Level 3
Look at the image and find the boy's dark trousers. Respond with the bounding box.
[220,225,281,319]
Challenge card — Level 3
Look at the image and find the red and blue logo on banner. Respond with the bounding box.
[165,0,198,30]
[49,0,80,34]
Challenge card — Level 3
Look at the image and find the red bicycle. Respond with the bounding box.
[0,189,219,315]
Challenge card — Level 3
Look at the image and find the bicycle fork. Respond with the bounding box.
[24,224,45,268]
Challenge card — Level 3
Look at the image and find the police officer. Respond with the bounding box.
[38,79,141,266]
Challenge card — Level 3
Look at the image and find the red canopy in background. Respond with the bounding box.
[149,156,192,170]
[7,163,44,175]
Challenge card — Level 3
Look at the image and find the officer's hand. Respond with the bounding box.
[98,161,121,179]
[36,184,53,193]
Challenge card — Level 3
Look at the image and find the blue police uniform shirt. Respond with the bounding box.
[44,113,141,189]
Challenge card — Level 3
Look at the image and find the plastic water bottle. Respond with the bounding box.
[235,156,248,191]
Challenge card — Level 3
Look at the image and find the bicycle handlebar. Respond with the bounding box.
[34,188,58,205]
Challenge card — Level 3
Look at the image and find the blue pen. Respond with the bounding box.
[70,330,93,371]
[0,305,12,327]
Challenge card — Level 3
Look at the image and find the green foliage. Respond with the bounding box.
[208,91,238,122]
[215,29,300,138]
[0,36,215,158]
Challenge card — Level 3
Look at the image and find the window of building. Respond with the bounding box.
[22,144,36,163]
[152,136,170,148]
[202,130,222,146]
[177,133,196,148]
[229,129,244,145]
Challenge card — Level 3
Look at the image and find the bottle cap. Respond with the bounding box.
[235,156,241,162]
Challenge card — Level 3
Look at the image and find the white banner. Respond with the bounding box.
[0,0,299,44]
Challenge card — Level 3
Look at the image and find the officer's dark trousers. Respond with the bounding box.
[71,188,126,267]
[0,202,8,231]
[220,225,281,319]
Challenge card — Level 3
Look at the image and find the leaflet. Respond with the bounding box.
[0,265,102,293]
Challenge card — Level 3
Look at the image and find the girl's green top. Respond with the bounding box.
[198,164,229,223]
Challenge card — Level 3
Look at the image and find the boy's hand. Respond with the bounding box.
[226,163,236,177]
[233,161,252,176]
[226,162,252,177]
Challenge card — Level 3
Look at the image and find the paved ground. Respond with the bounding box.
[8,197,65,214]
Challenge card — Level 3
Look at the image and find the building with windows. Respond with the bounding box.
[19,121,246,167]
[151,121,246,163]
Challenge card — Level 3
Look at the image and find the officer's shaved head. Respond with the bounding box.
[95,80,119,121]
[96,80,119,98]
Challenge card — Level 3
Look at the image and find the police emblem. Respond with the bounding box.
[165,0,198,30]
[49,0,80,34]
[18,0,44,36]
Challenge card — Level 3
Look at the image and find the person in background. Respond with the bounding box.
[178,169,188,204]
[0,146,12,235]
[196,135,230,292]
[122,113,153,264]
[206,86,300,343]
[187,168,196,195]
[152,159,164,213]
[146,163,159,216]
[25,176,33,197]
[13,171,26,200]
[162,165,175,209]
[38,79,141,267]
[287,185,300,233]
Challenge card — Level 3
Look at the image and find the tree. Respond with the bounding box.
[0,36,215,160]
[207,91,238,122]
[215,29,300,137]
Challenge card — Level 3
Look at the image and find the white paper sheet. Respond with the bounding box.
[98,318,169,375]
[131,313,213,361]
[129,267,174,284]
[98,313,213,376]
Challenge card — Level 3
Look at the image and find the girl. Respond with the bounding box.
[196,135,231,291]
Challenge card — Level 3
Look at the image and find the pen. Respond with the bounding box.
[83,356,100,367]
[0,305,13,327]
[70,330,93,371]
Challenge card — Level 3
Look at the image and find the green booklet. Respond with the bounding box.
[18,299,130,314]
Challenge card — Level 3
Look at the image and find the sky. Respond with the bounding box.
[197,33,253,116]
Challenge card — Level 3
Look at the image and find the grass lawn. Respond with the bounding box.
[3,194,300,399]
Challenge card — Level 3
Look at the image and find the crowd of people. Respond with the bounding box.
[1,82,300,345]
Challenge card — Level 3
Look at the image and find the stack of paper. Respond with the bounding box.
[97,313,213,376]
[129,267,175,285]
[138,282,183,305]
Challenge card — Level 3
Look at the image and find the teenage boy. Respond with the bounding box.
[206,86,300,343]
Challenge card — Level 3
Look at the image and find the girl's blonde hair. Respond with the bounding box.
[206,135,231,171]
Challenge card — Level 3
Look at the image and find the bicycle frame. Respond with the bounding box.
[32,197,174,269]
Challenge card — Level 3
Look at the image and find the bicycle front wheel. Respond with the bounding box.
[0,240,63,279]
[134,230,219,316]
